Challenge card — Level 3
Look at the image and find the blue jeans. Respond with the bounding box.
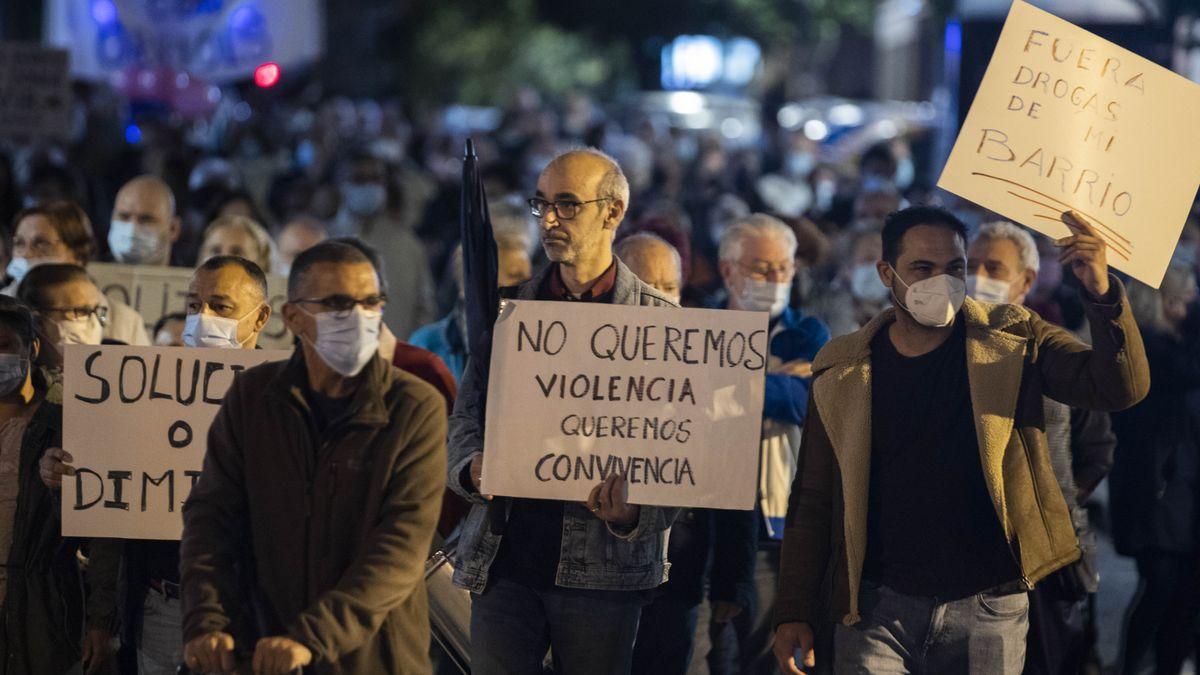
[835,582,1030,674]
[470,577,645,675]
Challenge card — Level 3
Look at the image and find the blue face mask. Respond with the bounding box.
[785,152,815,178]
[0,353,29,398]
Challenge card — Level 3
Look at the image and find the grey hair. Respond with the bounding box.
[718,213,798,263]
[615,233,682,275]
[551,147,631,208]
[974,221,1040,272]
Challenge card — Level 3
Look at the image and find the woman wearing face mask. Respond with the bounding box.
[0,295,119,674]
[16,264,109,404]
[3,201,150,346]
[1109,265,1200,675]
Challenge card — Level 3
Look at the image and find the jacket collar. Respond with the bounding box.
[272,348,394,428]
[812,296,1030,375]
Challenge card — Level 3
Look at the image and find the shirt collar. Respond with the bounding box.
[546,259,618,301]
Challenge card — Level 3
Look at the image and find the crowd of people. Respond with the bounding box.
[0,86,1195,675]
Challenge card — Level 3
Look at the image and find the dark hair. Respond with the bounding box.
[195,255,269,301]
[12,200,97,264]
[329,236,389,295]
[287,240,373,298]
[16,263,92,311]
[0,295,38,354]
[153,311,188,337]
[204,189,271,231]
[860,142,897,177]
[881,206,967,266]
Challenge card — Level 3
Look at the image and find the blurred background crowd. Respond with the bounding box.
[1,0,1199,673]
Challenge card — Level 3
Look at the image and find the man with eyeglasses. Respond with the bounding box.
[180,241,446,674]
[709,213,829,675]
[449,148,679,675]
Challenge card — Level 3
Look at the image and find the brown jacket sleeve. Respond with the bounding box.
[180,374,249,641]
[775,395,834,627]
[1034,277,1150,413]
[286,394,447,663]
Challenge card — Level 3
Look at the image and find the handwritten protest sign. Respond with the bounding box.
[938,0,1200,288]
[89,263,293,349]
[62,345,289,539]
[481,300,767,509]
[0,43,70,140]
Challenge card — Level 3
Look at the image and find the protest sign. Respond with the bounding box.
[89,263,293,349]
[937,0,1200,288]
[481,300,768,510]
[0,43,70,140]
[61,345,289,540]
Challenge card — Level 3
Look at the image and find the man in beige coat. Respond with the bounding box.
[773,206,1149,674]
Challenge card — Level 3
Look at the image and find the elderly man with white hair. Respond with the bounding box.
[709,213,830,675]
[966,221,1117,675]
[966,220,1041,305]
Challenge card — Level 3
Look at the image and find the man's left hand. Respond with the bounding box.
[81,628,114,675]
[252,636,312,675]
[1056,210,1110,299]
[586,473,639,528]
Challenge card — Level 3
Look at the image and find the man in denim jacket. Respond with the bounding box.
[448,149,678,674]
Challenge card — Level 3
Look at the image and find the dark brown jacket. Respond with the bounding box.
[180,351,447,674]
[775,282,1149,628]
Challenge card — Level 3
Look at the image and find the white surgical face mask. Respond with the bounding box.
[0,354,29,398]
[108,219,166,264]
[967,274,1013,304]
[302,305,381,377]
[890,265,965,328]
[183,304,262,349]
[850,263,889,303]
[737,277,791,318]
[56,315,104,349]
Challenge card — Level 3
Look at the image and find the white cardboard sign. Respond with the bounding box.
[481,300,768,510]
[938,0,1200,288]
[62,345,289,540]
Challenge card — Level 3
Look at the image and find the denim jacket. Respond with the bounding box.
[448,258,681,593]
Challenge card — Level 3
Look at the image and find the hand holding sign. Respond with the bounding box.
[39,447,75,489]
[586,472,640,527]
[1056,210,1111,299]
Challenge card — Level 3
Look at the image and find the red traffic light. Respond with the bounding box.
[254,62,280,88]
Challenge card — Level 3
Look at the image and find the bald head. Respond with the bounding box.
[616,233,682,303]
[110,175,181,265]
[543,149,630,211]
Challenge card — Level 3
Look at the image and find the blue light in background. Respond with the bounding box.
[91,0,117,25]
[124,124,142,144]
[944,19,962,55]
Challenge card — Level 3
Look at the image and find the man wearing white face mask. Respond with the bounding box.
[774,206,1151,675]
[180,241,446,675]
[966,221,1040,306]
[16,264,109,402]
[183,256,271,350]
[108,176,181,267]
[713,213,830,674]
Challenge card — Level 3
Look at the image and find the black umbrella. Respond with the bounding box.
[461,138,508,535]
[460,137,499,367]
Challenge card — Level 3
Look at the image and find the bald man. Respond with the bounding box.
[449,149,679,675]
[109,175,181,266]
[615,232,683,304]
[272,215,328,277]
